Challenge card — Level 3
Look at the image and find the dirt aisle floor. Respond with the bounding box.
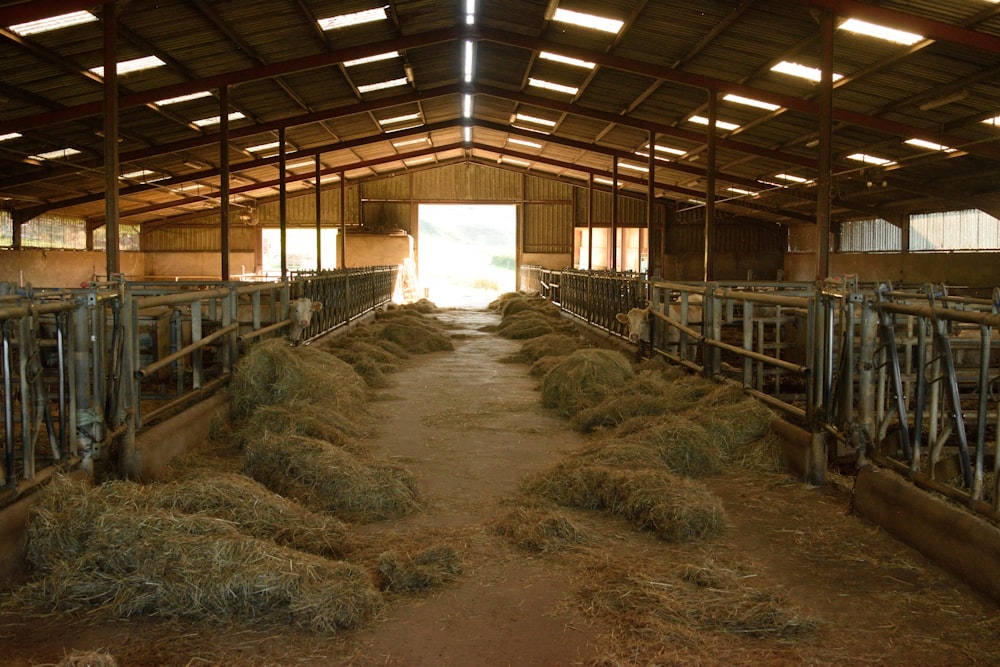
[2,306,999,666]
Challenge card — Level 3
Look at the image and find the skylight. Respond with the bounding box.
[155,91,212,106]
[466,0,476,25]
[192,112,246,127]
[245,141,282,153]
[514,113,557,128]
[464,126,472,143]
[727,187,757,196]
[839,18,922,46]
[312,175,341,185]
[982,115,1000,126]
[502,156,531,167]
[0,133,21,142]
[393,137,430,148]
[9,10,96,36]
[29,148,82,161]
[771,61,844,83]
[723,94,780,111]
[847,153,894,166]
[539,51,595,70]
[552,8,623,35]
[358,77,408,93]
[594,177,615,186]
[508,137,542,149]
[688,115,740,132]
[379,113,421,126]
[120,169,155,180]
[905,138,955,152]
[463,94,473,118]
[318,7,388,31]
[405,156,435,167]
[343,51,400,67]
[775,173,809,184]
[528,78,579,95]
[283,161,316,170]
[649,144,687,156]
[90,55,165,78]
[464,40,475,84]
[618,162,649,173]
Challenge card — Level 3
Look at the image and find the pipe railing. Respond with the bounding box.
[522,267,1000,518]
[0,265,399,507]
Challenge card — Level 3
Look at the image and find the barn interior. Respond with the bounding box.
[2,0,1000,664]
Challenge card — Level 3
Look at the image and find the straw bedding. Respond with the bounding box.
[242,433,419,522]
[375,546,462,591]
[55,651,119,667]
[487,506,588,553]
[18,476,383,630]
[503,333,586,364]
[541,349,635,417]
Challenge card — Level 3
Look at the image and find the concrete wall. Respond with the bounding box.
[143,251,257,280]
[0,249,146,287]
[344,233,412,268]
[785,250,1000,288]
[662,250,785,282]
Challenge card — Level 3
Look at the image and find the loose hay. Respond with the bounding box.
[148,473,351,559]
[487,506,588,553]
[234,399,367,453]
[526,463,726,542]
[375,546,462,591]
[619,416,723,477]
[320,345,392,388]
[18,476,383,630]
[230,338,367,418]
[379,320,453,353]
[503,333,585,364]
[242,433,419,521]
[541,349,634,417]
[55,651,119,667]
[496,310,557,339]
[693,396,775,458]
[530,354,567,378]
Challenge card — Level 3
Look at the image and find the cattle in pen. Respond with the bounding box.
[289,297,323,343]
[616,295,703,360]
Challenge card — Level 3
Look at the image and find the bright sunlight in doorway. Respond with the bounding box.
[417,204,517,307]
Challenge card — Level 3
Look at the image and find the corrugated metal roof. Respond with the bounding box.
[2,0,1000,228]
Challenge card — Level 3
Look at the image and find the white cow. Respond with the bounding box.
[616,295,703,360]
[289,297,323,342]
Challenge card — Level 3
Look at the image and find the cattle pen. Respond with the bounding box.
[0,268,999,665]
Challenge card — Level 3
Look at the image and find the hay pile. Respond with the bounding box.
[242,434,419,521]
[503,333,586,365]
[541,349,634,417]
[489,292,576,341]
[576,557,818,658]
[234,399,366,453]
[526,462,726,542]
[230,338,367,419]
[56,651,119,667]
[375,546,462,591]
[487,506,588,553]
[18,476,383,631]
[147,472,351,558]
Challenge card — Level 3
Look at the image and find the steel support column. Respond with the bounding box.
[279,127,287,281]
[102,2,120,279]
[220,85,230,281]
[315,155,322,271]
[704,90,717,282]
[817,13,834,280]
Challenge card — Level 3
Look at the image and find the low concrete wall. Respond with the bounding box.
[853,465,1000,604]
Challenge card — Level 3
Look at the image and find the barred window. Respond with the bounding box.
[20,214,87,249]
[0,209,10,246]
[910,209,1000,251]
[838,218,902,252]
[94,224,141,251]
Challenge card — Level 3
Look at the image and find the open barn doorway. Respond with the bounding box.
[417,204,517,307]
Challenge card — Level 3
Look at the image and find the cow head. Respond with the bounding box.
[616,306,651,343]
[289,297,323,342]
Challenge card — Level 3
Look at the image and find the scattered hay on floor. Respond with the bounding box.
[233,399,367,452]
[541,349,634,418]
[320,345,392,388]
[386,298,438,315]
[572,393,667,433]
[530,354,567,378]
[526,462,726,542]
[148,473,351,559]
[503,333,585,364]
[17,476,383,631]
[56,651,119,667]
[487,506,587,553]
[618,416,723,477]
[242,434,419,522]
[378,318,453,354]
[693,396,775,459]
[496,310,557,339]
[230,338,367,418]
[574,556,818,663]
[375,546,462,592]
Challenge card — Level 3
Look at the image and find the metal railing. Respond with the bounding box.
[523,267,1000,519]
[0,265,398,505]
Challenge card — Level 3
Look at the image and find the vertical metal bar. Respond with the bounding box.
[191,299,203,391]
[911,316,928,471]
[587,173,593,272]
[2,322,15,488]
[65,307,78,459]
[315,154,323,271]
[102,1,120,279]
[646,129,656,277]
[611,162,618,271]
[56,311,68,458]
[340,172,347,269]
[934,318,972,488]
[858,300,877,464]
[704,91,716,282]
[279,127,288,281]
[18,315,34,479]
[816,12,834,280]
[743,300,753,388]
[973,325,990,500]
[220,85,231,281]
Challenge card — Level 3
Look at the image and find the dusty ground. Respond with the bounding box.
[1,307,998,666]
